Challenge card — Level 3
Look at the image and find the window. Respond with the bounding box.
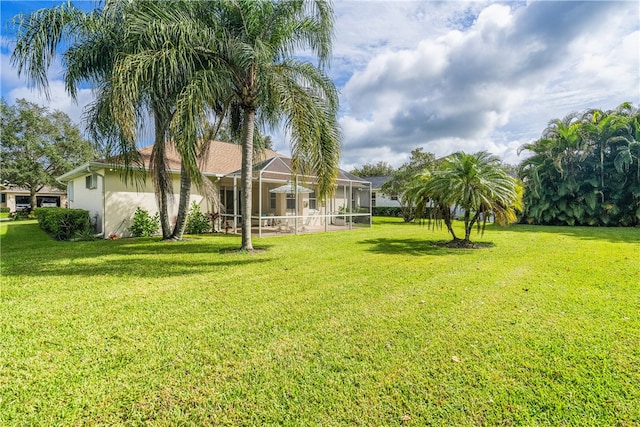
[67,181,74,202]
[1,193,5,203]
[85,174,97,189]
[371,192,376,207]
[286,193,295,210]
[270,192,276,210]
[308,192,316,210]
[390,195,398,201]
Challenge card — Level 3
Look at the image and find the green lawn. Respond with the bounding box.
[1,218,639,425]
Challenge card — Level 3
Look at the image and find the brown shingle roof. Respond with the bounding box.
[137,140,282,175]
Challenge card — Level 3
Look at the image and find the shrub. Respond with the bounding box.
[0,207,10,213]
[34,207,91,241]
[11,209,34,221]
[372,206,403,217]
[129,207,160,237]
[185,201,211,234]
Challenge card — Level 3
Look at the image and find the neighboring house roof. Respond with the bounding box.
[0,184,66,194]
[362,175,392,190]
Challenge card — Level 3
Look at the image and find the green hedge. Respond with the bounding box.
[372,206,403,217]
[34,207,91,241]
[0,207,10,213]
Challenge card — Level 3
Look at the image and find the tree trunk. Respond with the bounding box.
[464,211,481,242]
[240,108,256,251]
[443,207,457,241]
[153,114,171,239]
[464,209,474,242]
[171,161,192,240]
[30,188,37,212]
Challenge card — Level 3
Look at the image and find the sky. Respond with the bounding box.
[1,0,639,170]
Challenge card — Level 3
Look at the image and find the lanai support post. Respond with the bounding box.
[233,175,238,233]
[258,171,262,238]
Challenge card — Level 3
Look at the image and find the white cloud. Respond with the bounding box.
[2,1,638,171]
[336,1,640,169]
[8,80,94,127]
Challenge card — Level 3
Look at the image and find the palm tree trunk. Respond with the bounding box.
[171,160,192,240]
[153,114,171,239]
[443,207,457,241]
[240,108,256,251]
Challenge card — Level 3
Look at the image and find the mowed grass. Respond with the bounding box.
[1,218,639,426]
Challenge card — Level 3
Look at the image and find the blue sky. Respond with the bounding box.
[2,1,639,169]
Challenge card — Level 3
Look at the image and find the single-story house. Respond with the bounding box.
[0,184,66,212]
[58,140,371,237]
[360,176,401,209]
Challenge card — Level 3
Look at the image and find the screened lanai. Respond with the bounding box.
[218,157,372,237]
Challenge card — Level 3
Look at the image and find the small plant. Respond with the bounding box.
[129,207,159,237]
[185,201,211,234]
[108,233,119,240]
[11,209,34,221]
[74,226,97,241]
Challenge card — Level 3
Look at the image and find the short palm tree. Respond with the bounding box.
[416,151,521,244]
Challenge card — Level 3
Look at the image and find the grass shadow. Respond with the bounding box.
[1,221,274,279]
[358,237,494,256]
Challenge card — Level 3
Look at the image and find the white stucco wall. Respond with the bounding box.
[103,172,217,237]
[67,171,105,233]
[373,192,401,208]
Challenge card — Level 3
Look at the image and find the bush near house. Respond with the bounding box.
[185,201,211,234]
[129,207,160,237]
[0,207,10,213]
[33,207,91,240]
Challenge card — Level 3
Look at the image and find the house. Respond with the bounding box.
[360,176,401,209]
[57,141,371,237]
[0,184,66,212]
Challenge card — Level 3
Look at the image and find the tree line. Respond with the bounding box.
[352,102,639,231]
[518,103,639,226]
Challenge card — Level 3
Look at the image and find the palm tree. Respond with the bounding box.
[11,0,206,240]
[141,0,340,251]
[416,152,521,245]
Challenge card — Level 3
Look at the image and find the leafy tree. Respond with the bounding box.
[413,151,522,245]
[0,99,95,209]
[518,103,640,226]
[350,161,395,177]
[381,148,436,222]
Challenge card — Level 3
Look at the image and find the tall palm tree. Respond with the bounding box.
[417,152,521,244]
[11,0,206,240]
[140,0,340,251]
